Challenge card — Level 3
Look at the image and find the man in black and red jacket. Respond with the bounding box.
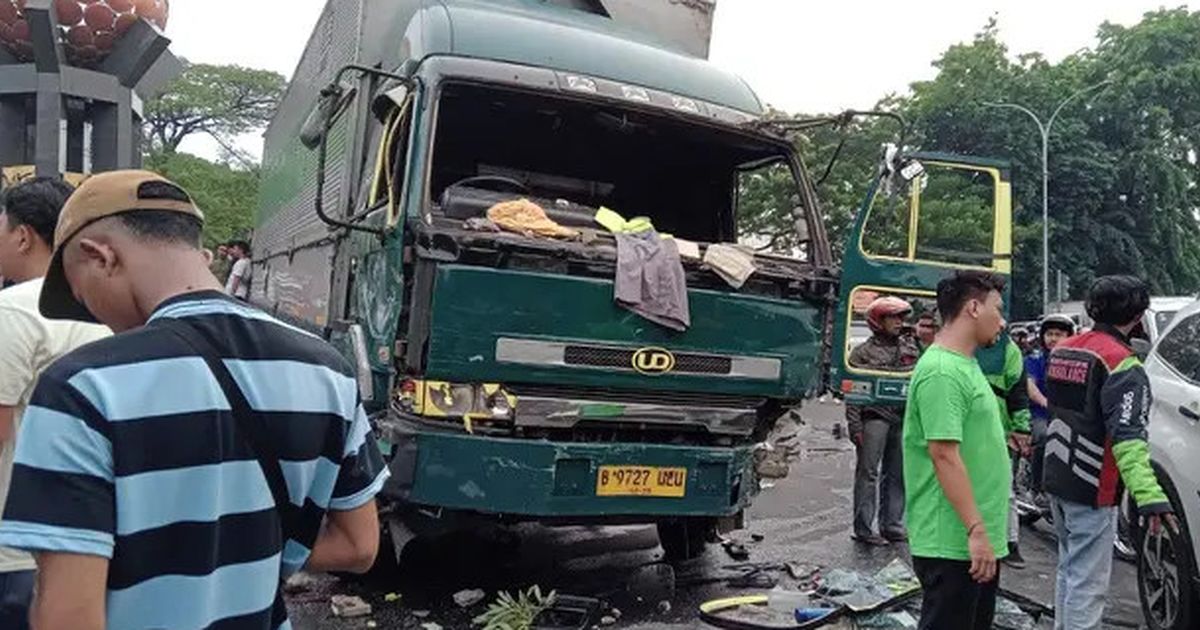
[1043,275,1178,630]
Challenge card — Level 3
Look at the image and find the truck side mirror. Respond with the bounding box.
[300,84,357,150]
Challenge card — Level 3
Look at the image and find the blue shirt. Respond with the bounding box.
[0,292,389,630]
[1025,351,1050,420]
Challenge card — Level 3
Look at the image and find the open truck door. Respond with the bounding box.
[831,151,1013,405]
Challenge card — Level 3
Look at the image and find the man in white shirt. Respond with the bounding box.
[223,239,252,300]
[0,177,109,629]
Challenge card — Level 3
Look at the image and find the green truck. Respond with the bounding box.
[252,0,1013,565]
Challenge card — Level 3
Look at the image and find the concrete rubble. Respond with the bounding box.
[453,588,487,608]
[329,594,372,618]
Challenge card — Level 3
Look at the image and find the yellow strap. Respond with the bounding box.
[698,594,768,613]
[595,206,658,234]
[595,206,626,232]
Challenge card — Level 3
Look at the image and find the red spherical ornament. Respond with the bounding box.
[0,0,169,66]
[66,23,93,46]
[82,2,114,30]
[0,2,19,25]
[54,0,82,25]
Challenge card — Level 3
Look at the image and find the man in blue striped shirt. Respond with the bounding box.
[0,170,389,630]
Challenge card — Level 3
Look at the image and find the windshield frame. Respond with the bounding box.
[409,56,828,262]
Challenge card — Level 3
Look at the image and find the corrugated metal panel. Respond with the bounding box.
[256,0,363,255]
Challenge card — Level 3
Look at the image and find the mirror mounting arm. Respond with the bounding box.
[309,65,415,238]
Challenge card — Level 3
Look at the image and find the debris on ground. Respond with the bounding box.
[726,565,778,589]
[993,595,1039,630]
[600,615,617,625]
[721,538,750,561]
[329,594,372,618]
[816,558,919,612]
[625,563,676,602]
[533,594,604,629]
[856,610,917,628]
[785,561,822,582]
[412,609,431,618]
[383,592,401,603]
[365,621,378,629]
[473,586,557,630]
[656,600,672,614]
[754,442,792,479]
[283,572,317,594]
[698,559,1056,629]
[454,588,487,608]
[419,623,443,630]
[751,533,765,542]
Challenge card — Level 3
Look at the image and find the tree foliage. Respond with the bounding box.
[143,151,257,248]
[143,61,286,154]
[739,10,1200,318]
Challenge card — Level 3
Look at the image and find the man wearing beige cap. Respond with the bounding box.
[0,171,388,630]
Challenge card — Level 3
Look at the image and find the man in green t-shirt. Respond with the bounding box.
[903,270,1010,630]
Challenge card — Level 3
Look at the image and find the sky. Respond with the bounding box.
[164,0,1196,159]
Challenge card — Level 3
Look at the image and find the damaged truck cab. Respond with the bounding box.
[254,0,1013,565]
[255,0,834,562]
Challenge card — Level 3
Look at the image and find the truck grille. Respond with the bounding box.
[497,338,780,381]
[508,384,765,409]
[563,345,733,375]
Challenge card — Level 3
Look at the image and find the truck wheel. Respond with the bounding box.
[1137,474,1197,630]
[657,519,713,563]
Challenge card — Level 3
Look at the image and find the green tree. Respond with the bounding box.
[743,11,1200,318]
[144,151,258,247]
[143,61,286,154]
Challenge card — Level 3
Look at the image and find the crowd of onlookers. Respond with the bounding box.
[0,170,1183,630]
[0,173,387,630]
[847,274,1177,630]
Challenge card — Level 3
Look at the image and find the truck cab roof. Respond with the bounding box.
[409,0,763,114]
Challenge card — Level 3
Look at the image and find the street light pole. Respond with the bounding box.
[984,79,1111,315]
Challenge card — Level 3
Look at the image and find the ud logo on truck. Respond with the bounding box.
[632,347,676,375]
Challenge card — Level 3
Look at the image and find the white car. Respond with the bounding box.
[1138,298,1200,630]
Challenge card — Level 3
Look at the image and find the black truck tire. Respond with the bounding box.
[657,518,714,563]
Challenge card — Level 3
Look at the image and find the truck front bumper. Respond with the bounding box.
[379,418,756,518]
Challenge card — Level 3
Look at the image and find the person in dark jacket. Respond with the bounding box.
[1043,276,1178,630]
[847,296,920,545]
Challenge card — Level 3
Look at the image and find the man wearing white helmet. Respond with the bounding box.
[847,296,920,545]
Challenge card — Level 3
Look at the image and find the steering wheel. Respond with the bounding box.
[448,175,531,195]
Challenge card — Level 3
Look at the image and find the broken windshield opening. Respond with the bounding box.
[428,82,801,246]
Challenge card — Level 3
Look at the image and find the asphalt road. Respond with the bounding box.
[286,400,1147,629]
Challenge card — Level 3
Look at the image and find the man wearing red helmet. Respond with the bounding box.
[848,296,921,545]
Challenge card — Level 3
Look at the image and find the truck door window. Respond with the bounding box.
[845,287,937,373]
[368,93,415,227]
[860,181,913,259]
[913,165,996,267]
[736,160,804,255]
[859,163,1000,269]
